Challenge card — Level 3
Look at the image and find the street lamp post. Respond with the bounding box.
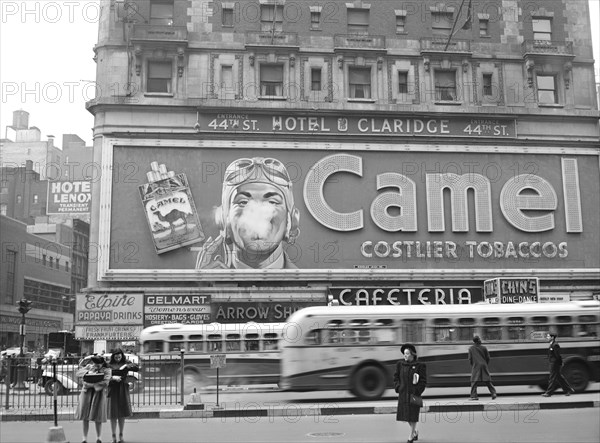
[13,299,32,390]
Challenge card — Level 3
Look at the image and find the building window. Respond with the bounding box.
[311,68,322,91]
[435,70,457,101]
[222,8,234,27]
[483,73,493,96]
[260,64,284,96]
[49,257,54,268]
[396,15,406,33]
[0,182,8,194]
[16,195,22,204]
[33,194,39,204]
[5,250,16,303]
[311,11,321,30]
[221,65,233,89]
[398,71,409,94]
[147,61,173,93]
[347,8,369,34]
[150,1,174,26]
[479,19,489,36]
[349,67,371,99]
[537,75,558,104]
[66,261,70,272]
[42,254,47,266]
[261,4,283,32]
[432,11,453,36]
[0,203,6,215]
[533,18,552,41]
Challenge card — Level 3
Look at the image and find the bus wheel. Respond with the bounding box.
[44,380,66,396]
[350,365,386,400]
[563,362,589,392]
[182,369,204,394]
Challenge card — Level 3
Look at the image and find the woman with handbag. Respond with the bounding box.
[75,355,112,443]
[394,343,427,443]
[107,349,139,443]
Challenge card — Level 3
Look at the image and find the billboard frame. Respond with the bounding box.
[96,137,600,282]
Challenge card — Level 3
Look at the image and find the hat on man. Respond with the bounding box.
[401,343,417,355]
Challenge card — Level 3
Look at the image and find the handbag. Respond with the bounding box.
[410,394,423,407]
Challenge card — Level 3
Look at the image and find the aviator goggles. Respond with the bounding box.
[224,157,292,188]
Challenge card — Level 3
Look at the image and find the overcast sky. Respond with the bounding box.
[0,0,599,148]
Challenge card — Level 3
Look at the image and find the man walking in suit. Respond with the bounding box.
[468,335,497,400]
[542,332,575,397]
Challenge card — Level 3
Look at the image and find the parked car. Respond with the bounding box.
[40,353,142,395]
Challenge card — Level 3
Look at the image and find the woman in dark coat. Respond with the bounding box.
[75,355,111,443]
[394,343,427,443]
[107,349,139,443]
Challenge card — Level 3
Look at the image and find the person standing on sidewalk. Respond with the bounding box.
[468,335,497,400]
[394,343,427,443]
[542,332,575,397]
[75,355,111,443]
[107,349,139,443]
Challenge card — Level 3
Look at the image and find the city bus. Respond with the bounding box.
[279,301,600,400]
[139,322,289,393]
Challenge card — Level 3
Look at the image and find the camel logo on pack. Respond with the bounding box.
[139,162,205,254]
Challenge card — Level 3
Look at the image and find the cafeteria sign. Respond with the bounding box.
[483,278,539,304]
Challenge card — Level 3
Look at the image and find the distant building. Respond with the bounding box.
[0,215,75,351]
[0,160,48,224]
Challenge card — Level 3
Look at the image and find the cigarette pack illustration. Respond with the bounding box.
[139,162,205,254]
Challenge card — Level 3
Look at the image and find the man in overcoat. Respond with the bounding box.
[468,335,497,400]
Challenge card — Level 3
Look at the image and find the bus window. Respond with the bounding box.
[349,319,369,326]
[327,329,341,344]
[226,334,241,351]
[556,316,573,337]
[483,318,501,341]
[372,328,395,344]
[244,333,260,351]
[305,330,321,345]
[188,334,204,352]
[374,319,394,327]
[327,320,343,328]
[263,333,279,350]
[577,315,598,338]
[532,316,548,325]
[143,340,164,353]
[341,330,357,344]
[402,320,424,343]
[358,329,371,344]
[169,335,185,352]
[458,318,475,341]
[507,317,526,341]
[208,334,223,352]
[433,319,456,342]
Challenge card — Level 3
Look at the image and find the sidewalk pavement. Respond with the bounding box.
[2,391,598,422]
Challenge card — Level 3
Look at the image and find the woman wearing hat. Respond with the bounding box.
[75,355,111,443]
[394,343,427,443]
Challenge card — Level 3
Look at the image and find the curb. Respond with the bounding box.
[1,400,598,422]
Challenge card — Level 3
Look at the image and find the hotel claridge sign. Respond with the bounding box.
[80,0,599,342]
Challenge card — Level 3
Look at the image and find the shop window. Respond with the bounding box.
[260,4,283,32]
[311,68,322,91]
[537,75,558,104]
[222,8,234,27]
[533,18,552,41]
[483,73,493,96]
[347,8,369,34]
[349,67,371,99]
[147,61,173,93]
[435,70,457,101]
[260,64,284,96]
[150,1,174,26]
